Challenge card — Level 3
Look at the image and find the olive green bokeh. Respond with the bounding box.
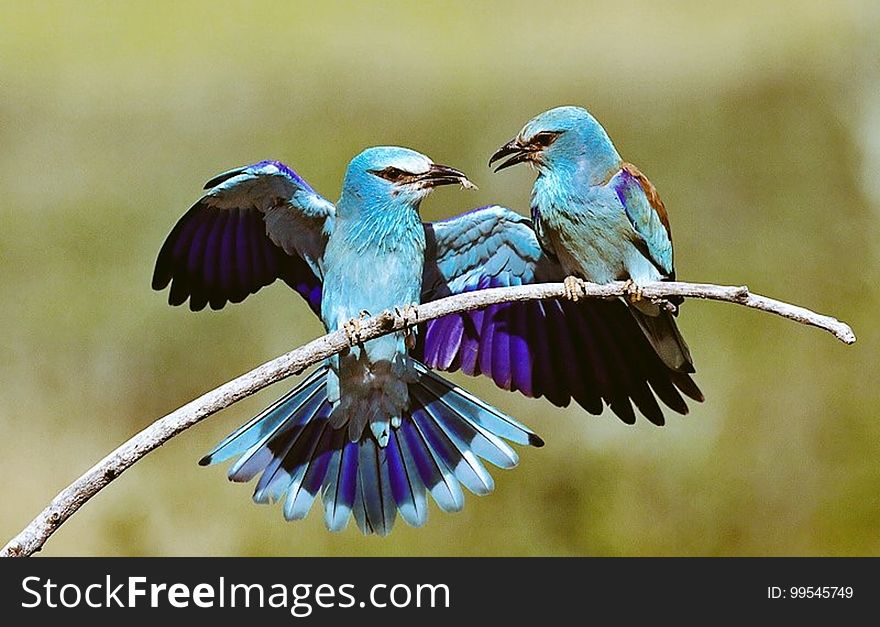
[1,1,877,556]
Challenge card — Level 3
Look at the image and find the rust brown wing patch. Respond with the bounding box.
[621,162,671,239]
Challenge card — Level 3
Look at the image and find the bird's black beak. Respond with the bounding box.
[489,138,534,172]
[417,163,477,190]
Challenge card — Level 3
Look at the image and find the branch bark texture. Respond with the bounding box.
[1,280,855,557]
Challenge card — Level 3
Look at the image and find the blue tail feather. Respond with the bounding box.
[199,367,325,467]
[356,438,396,536]
[228,382,325,483]
[352,472,371,535]
[277,420,330,515]
[414,363,543,447]
[323,436,358,532]
[201,361,542,535]
[254,401,330,504]
[418,385,520,470]
[386,429,428,527]
[402,413,465,512]
[410,387,494,496]
[283,424,334,520]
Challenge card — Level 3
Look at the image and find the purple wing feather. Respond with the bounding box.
[153,160,332,314]
[508,298,533,397]
[417,205,702,425]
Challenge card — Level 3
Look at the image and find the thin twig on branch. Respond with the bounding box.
[1,280,855,557]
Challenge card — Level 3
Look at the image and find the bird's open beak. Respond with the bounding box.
[489,138,534,172]
[417,164,477,190]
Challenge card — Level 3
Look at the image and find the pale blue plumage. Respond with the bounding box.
[491,105,699,376]
[610,167,673,276]
[517,107,669,285]
[417,204,703,427]
[155,147,543,536]
[320,149,431,445]
[153,122,706,536]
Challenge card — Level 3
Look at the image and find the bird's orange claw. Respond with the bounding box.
[563,276,587,301]
[395,305,419,349]
[343,317,364,347]
[623,279,644,303]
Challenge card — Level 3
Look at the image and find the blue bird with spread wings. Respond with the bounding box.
[153,148,547,536]
[154,139,702,535]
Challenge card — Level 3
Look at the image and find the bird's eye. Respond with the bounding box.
[532,131,560,147]
[371,167,409,183]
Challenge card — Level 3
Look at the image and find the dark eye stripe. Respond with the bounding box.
[370,166,409,182]
[532,131,560,147]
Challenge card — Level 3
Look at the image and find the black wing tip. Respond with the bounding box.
[646,413,666,427]
[203,167,247,190]
[151,274,170,291]
[191,302,212,312]
[152,244,177,290]
[611,401,637,425]
[671,372,704,402]
[197,454,212,466]
[573,395,604,415]
[676,362,697,374]
[528,433,545,448]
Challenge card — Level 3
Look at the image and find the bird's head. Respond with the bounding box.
[341,146,476,212]
[490,106,621,185]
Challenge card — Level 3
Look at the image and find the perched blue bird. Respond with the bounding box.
[489,105,703,417]
[154,137,703,535]
[153,148,545,535]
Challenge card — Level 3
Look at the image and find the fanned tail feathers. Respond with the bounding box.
[200,363,541,536]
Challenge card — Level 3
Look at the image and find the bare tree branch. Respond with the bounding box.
[1,280,855,557]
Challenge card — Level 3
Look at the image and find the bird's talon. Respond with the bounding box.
[624,279,644,303]
[343,317,364,347]
[395,304,419,349]
[563,276,586,301]
[395,304,419,326]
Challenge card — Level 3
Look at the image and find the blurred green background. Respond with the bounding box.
[1,1,877,556]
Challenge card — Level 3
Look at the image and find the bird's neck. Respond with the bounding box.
[531,155,621,224]
[545,148,622,188]
[337,198,425,255]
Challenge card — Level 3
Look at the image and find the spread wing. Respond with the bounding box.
[152,160,334,313]
[612,163,674,277]
[417,205,701,426]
